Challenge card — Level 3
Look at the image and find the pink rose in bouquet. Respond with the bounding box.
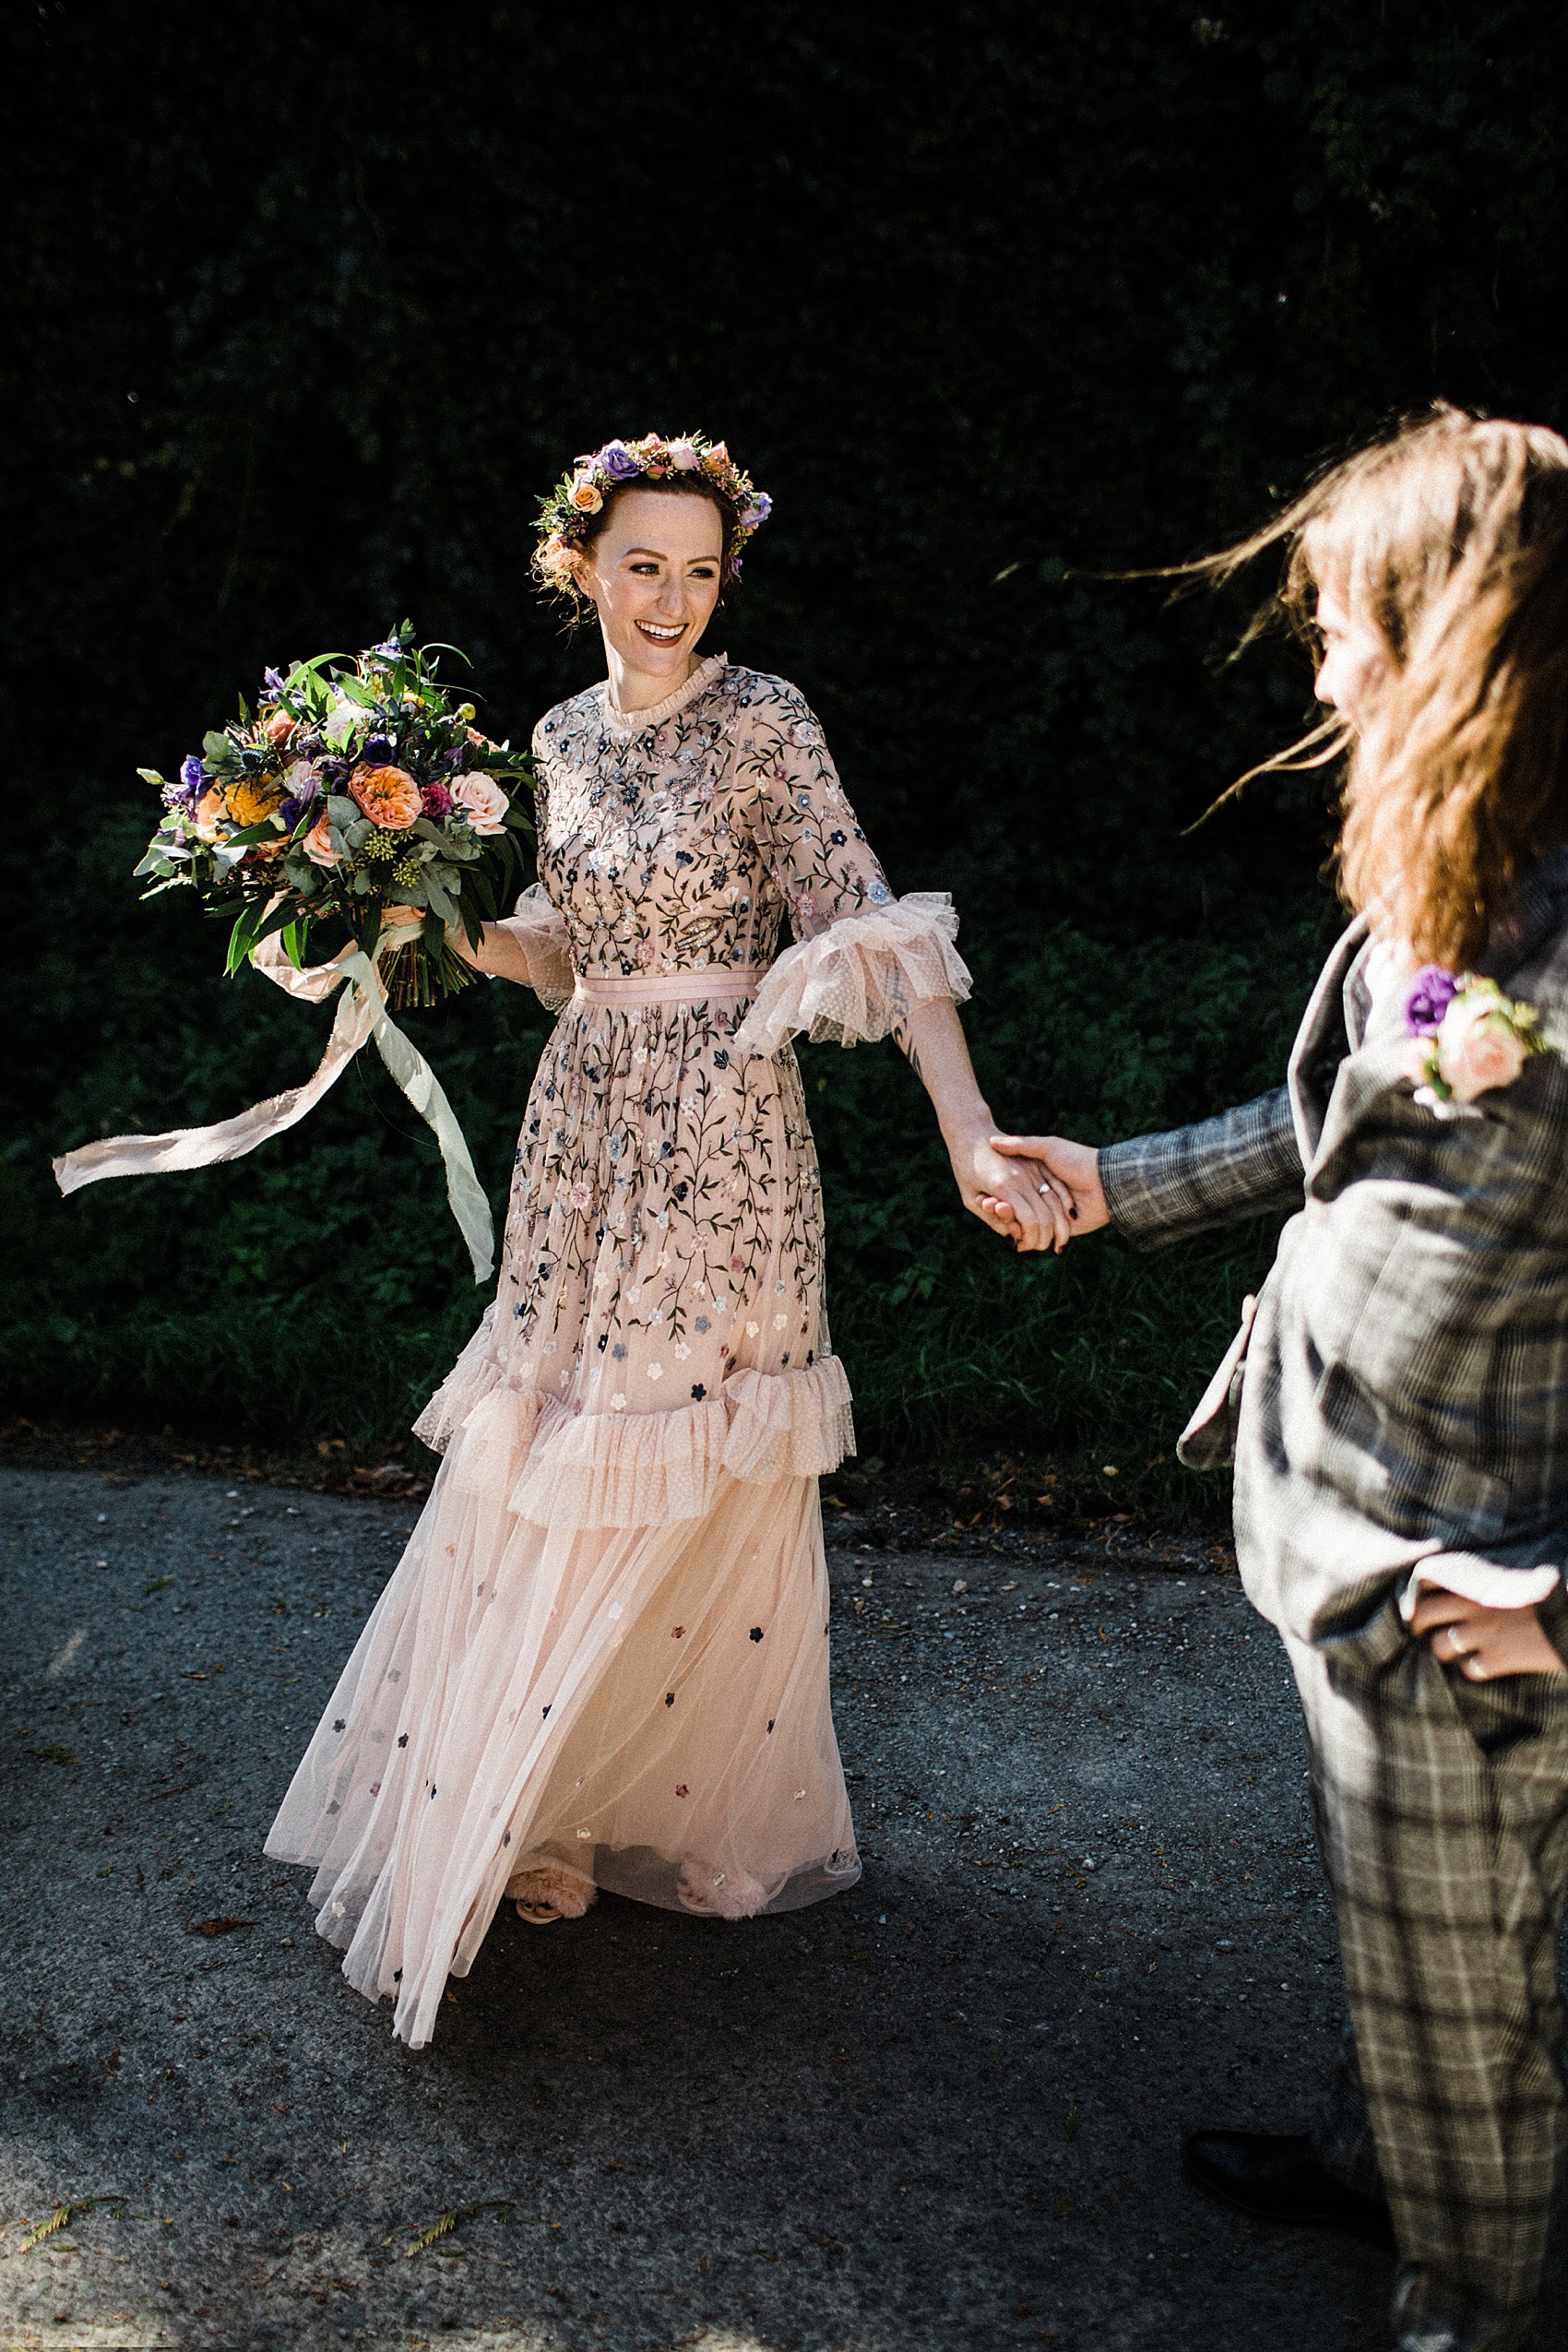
[302,813,340,867]
[452,773,509,835]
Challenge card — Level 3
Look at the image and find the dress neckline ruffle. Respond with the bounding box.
[600,653,729,737]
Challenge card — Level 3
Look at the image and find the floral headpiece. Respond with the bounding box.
[534,431,771,598]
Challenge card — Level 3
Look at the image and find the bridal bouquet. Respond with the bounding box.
[56,625,536,1284]
[133,624,533,1006]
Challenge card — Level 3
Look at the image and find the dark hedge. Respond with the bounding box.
[6,3,1567,1496]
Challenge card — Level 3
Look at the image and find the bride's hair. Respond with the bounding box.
[1194,405,1568,966]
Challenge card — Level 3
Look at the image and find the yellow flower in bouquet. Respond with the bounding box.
[222,775,286,827]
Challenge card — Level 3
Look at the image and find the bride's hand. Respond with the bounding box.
[982,1134,1110,1237]
[380,902,424,929]
[947,1127,1074,1253]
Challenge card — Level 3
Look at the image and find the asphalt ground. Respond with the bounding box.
[4,1461,1559,2352]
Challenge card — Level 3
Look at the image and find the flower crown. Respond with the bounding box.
[534,431,771,598]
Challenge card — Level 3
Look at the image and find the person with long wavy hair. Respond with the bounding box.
[989,408,1568,2352]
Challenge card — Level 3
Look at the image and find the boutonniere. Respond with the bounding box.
[1402,965,1549,1116]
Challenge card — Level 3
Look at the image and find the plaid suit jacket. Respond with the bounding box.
[1100,849,1568,1645]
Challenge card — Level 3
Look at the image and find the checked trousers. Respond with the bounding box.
[1284,1615,1568,2347]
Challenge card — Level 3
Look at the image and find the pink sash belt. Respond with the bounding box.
[571,967,765,1009]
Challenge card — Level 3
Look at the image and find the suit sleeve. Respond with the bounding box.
[1099,1086,1304,1252]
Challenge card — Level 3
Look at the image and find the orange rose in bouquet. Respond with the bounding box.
[349,763,423,831]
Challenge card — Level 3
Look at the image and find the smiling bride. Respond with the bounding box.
[265,430,1068,2046]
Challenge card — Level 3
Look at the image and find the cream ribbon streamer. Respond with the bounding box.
[52,933,494,1284]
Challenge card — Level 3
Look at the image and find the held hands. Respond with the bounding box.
[973,1133,1111,1253]
[1408,1588,1568,1681]
[947,1126,1075,1253]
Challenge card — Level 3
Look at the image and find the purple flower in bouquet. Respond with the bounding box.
[173,754,205,807]
[420,781,454,818]
[1404,965,1461,1038]
[374,638,402,659]
[278,766,324,828]
[318,756,349,789]
[362,733,395,764]
[263,666,286,694]
[599,439,641,482]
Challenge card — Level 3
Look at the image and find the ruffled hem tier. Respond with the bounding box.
[732,889,971,1057]
[415,1326,855,1529]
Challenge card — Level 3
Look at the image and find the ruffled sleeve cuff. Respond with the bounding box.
[732,890,971,1057]
[492,883,575,1011]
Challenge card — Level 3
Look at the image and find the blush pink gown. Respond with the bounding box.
[266,655,971,2045]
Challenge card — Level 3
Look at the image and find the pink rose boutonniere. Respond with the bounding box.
[1402,965,1549,1116]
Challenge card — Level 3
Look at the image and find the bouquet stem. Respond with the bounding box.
[383,937,481,1009]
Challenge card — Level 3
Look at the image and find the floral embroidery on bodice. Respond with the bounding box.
[531,657,895,980]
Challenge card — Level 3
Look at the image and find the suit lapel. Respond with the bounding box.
[1287,917,1369,1164]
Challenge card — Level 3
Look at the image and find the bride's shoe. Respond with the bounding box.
[505,1861,596,1926]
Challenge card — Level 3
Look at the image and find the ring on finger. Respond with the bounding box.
[1446,1623,1472,1661]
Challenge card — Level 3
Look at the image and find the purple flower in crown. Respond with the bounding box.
[173,753,205,807]
[738,491,773,529]
[599,439,642,483]
[1404,965,1461,1038]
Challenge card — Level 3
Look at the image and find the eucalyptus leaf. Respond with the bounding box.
[327,795,361,827]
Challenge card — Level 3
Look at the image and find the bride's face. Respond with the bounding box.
[1313,581,1392,732]
[575,491,724,683]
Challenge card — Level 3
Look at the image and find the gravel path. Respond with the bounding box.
[0,1461,1532,2351]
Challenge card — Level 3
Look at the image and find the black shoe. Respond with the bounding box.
[1183,2129,1396,2251]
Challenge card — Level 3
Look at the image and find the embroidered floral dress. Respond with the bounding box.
[267,656,970,2046]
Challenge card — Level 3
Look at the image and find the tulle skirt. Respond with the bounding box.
[265,1353,861,2048]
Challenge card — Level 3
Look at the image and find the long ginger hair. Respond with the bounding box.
[1199,407,1568,967]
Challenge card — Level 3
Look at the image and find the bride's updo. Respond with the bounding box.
[533,431,771,604]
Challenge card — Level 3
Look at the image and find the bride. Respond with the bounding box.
[266,430,1067,2045]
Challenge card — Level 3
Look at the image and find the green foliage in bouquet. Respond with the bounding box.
[133,623,533,1006]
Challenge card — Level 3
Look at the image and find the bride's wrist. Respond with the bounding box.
[941,1104,995,1153]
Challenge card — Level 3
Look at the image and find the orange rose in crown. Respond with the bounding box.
[349,763,423,830]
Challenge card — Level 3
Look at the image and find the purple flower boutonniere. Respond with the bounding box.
[1402,964,1549,1116]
